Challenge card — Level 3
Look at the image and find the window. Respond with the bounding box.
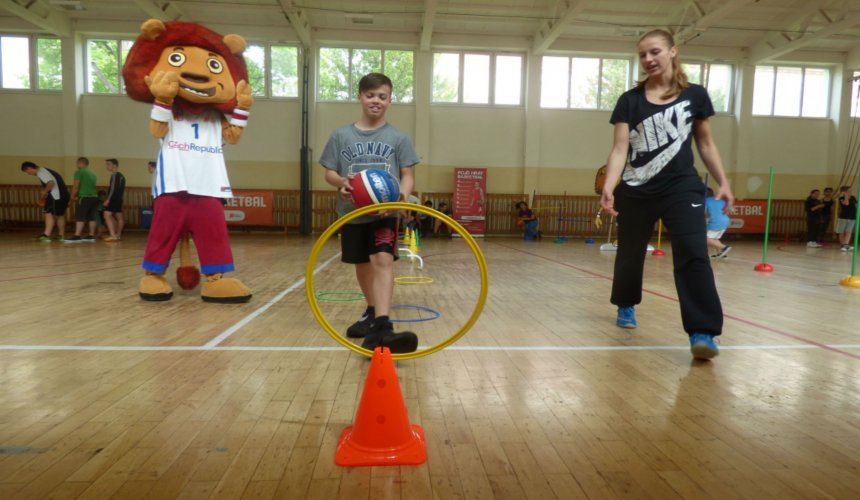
[318,47,413,103]
[1,36,29,89]
[752,65,830,118]
[432,51,523,106]
[851,71,860,118]
[85,38,299,99]
[0,35,62,91]
[244,43,300,98]
[271,45,299,98]
[540,56,630,110]
[245,43,267,97]
[681,62,733,113]
[37,38,62,90]
[86,38,134,94]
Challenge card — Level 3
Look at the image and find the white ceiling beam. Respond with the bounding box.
[667,0,698,30]
[0,0,71,37]
[419,0,437,51]
[749,12,860,63]
[532,0,589,54]
[278,0,311,48]
[745,2,827,60]
[674,0,754,45]
[132,0,185,22]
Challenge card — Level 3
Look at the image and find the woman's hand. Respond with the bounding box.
[601,188,618,217]
[715,184,735,215]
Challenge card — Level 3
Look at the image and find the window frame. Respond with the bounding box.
[268,43,302,99]
[432,50,525,107]
[246,41,302,100]
[83,36,134,95]
[82,37,302,99]
[316,46,415,104]
[680,61,735,115]
[540,54,632,111]
[851,70,860,118]
[752,64,831,119]
[0,33,63,92]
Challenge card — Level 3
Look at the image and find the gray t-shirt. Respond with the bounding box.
[319,123,419,223]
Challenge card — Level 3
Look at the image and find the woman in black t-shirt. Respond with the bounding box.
[599,29,735,361]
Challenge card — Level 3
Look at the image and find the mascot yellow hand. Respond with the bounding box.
[236,80,253,110]
[144,70,179,106]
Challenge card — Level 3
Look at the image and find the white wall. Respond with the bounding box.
[0,93,65,157]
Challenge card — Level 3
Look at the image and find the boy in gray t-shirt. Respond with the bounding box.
[319,73,419,354]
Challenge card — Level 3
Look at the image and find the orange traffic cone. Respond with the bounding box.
[335,347,426,466]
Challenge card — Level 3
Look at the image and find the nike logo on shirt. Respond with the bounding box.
[692,203,702,207]
[623,100,693,186]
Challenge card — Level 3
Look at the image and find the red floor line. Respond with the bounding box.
[492,241,860,361]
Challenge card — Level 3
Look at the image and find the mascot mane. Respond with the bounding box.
[122,21,249,115]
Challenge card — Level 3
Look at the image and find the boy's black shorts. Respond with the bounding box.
[341,217,399,264]
[105,198,123,213]
[75,197,101,222]
[44,196,69,216]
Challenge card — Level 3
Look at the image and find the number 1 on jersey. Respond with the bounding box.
[191,123,199,139]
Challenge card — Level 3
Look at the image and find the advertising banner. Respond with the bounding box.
[727,200,767,233]
[453,168,487,236]
[224,190,274,226]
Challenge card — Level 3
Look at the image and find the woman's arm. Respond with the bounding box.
[694,117,734,214]
[600,122,630,216]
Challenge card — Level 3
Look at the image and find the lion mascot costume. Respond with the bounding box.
[123,19,253,303]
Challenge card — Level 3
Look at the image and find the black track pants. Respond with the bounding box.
[610,188,723,336]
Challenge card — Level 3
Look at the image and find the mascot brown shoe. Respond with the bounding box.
[202,273,252,303]
[140,272,173,301]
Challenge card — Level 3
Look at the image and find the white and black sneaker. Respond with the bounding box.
[716,246,732,259]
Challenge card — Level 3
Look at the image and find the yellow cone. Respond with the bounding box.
[409,228,419,255]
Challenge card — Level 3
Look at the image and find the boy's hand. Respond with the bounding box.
[339,175,354,202]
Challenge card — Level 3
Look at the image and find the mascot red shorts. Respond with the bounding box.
[142,192,234,275]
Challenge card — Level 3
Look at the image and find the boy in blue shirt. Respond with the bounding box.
[705,187,731,258]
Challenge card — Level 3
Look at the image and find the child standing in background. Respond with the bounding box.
[705,187,731,258]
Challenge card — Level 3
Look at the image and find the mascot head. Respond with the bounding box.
[123,19,248,115]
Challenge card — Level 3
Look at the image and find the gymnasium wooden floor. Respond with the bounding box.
[1,230,860,499]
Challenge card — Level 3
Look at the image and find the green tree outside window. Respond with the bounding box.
[272,45,299,97]
[37,38,62,90]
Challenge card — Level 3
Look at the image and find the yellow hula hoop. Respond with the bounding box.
[394,276,434,285]
[305,202,489,360]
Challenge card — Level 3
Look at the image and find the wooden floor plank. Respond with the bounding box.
[1,235,860,498]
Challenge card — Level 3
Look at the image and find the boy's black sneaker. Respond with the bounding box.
[360,321,418,354]
[346,315,374,338]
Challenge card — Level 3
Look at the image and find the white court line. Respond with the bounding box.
[203,252,341,348]
[2,344,859,352]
